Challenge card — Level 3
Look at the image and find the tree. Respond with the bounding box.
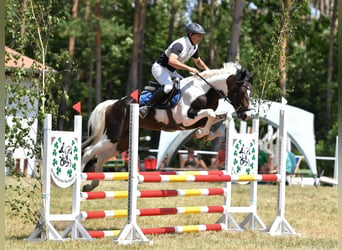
[227,0,245,62]
[325,0,337,130]
[95,1,102,104]
[58,0,79,129]
[126,0,147,94]
[279,0,291,94]
[5,0,65,225]
[167,0,178,45]
[208,0,217,68]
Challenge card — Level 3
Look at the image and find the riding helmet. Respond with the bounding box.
[185,23,206,34]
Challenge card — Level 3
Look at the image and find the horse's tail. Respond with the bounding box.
[82,99,118,151]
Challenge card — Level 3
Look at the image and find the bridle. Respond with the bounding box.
[230,80,252,119]
[196,73,231,104]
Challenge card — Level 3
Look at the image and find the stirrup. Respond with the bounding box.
[139,105,151,119]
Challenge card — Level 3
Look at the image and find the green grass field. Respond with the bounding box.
[5,176,338,250]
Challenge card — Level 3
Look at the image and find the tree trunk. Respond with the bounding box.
[167,0,177,45]
[95,2,102,104]
[325,0,337,130]
[68,0,79,60]
[58,0,79,129]
[137,1,147,92]
[87,52,94,113]
[209,0,216,68]
[227,0,244,62]
[279,0,290,95]
[126,0,147,94]
[84,1,93,112]
[197,0,204,24]
[20,0,27,39]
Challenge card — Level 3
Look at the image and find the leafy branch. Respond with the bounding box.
[5,0,63,225]
[250,2,300,116]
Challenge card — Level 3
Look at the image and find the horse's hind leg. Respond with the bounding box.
[81,137,112,170]
[82,143,118,192]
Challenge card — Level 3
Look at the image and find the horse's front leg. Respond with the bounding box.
[81,136,111,171]
[82,141,117,192]
[183,108,216,138]
[204,112,232,141]
[82,147,117,192]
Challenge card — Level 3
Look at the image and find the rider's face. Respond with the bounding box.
[190,33,204,44]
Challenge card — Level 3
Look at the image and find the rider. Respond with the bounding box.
[139,22,210,118]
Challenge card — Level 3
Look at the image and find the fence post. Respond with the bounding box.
[114,103,151,245]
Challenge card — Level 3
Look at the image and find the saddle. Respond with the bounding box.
[139,79,181,109]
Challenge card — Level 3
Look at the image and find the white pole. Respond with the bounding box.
[333,136,338,188]
[239,120,247,134]
[278,110,287,218]
[43,114,52,239]
[114,103,151,245]
[249,119,260,226]
[127,104,139,225]
[266,99,299,236]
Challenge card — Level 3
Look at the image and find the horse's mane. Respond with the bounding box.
[181,62,242,85]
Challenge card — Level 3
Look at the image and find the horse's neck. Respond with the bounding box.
[180,72,229,92]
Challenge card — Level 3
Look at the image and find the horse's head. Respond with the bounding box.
[227,66,253,121]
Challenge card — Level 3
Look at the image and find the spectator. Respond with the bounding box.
[258,148,277,173]
[210,143,226,170]
[180,148,207,169]
[286,151,296,174]
[159,155,169,170]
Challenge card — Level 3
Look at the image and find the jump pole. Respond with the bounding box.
[265,98,298,236]
[114,103,151,245]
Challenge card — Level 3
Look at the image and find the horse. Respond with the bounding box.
[81,62,253,191]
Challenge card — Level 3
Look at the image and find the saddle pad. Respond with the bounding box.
[139,88,181,109]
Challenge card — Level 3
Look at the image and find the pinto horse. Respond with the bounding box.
[81,62,253,191]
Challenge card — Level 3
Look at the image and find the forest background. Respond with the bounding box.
[5,0,338,176]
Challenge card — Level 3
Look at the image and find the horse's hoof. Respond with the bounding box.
[215,110,228,116]
[195,129,209,139]
[195,129,202,138]
[204,133,220,141]
[82,185,92,192]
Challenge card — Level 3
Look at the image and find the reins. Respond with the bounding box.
[196,73,231,104]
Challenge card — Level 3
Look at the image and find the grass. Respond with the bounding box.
[5,175,338,250]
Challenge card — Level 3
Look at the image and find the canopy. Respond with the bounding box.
[157,99,317,176]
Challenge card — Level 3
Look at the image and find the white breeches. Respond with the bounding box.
[151,62,183,94]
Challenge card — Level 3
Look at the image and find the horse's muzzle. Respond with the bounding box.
[237,109,251,121]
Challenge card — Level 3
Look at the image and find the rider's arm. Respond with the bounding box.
[193,57,209,71]
[168,53,199,74]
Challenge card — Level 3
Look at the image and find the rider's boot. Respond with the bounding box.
[139,87,168,118]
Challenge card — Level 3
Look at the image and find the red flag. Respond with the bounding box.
[73,102,81,114]
[130,89,139,102]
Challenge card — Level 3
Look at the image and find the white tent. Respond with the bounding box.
[157,99,317,176]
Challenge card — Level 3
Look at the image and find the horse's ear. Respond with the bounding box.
[236,68,246,82]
